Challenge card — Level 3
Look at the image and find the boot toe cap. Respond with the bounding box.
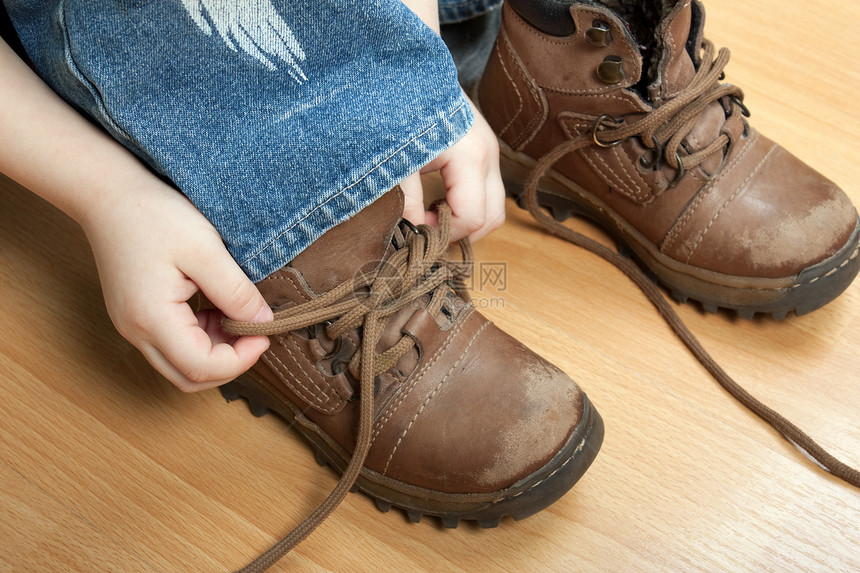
[684,142,858,280]
[376,320,588,494]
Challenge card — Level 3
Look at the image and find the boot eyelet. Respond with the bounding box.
[586,20,612,47]
[640,151,663,170]
[597,56,625,84]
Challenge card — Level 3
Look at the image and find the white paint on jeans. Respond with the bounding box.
[180,0,308,82]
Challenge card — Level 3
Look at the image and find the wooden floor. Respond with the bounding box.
[2,1,859,571]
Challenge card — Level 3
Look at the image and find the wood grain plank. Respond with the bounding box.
[1,0,858,571]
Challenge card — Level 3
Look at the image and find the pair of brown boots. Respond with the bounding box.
[220,1,859,569]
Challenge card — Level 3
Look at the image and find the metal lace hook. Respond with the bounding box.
[639,134,665,170]
[400,218,420,234]
[667,152,687,189]
[592,114,625,148]
[731,95,751,117]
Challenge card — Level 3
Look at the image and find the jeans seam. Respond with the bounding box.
[239,99,471,269]
[57,1,143,154]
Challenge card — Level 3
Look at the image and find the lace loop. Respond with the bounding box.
[589,40,744,175]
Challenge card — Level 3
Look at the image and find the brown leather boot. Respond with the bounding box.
[478,0,860,318]
[219,188,603,570]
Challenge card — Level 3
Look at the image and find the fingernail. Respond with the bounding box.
[253,304,274,323]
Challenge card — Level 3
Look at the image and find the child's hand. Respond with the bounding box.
[80,174,273,393]
[1,39,273,392]
[401,96,506,242]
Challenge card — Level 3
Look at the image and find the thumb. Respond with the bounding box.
[399,172,427,225]
[185,247,273,325]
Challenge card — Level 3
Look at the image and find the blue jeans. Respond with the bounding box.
[5,0,501,281]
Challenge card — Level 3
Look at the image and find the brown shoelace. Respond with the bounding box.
[221,204,471,572]
[594,40,747,178]
[522,41,860,489]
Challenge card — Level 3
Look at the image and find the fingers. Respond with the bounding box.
[438,151,489,241]
[477,158,507,242]
[81,159,275,393]
[141,305,270,393]
[145,244,274,392]
[183,240,273,324]
[125,236,273,392]
[399,171,427,225]
[419,98,506,242]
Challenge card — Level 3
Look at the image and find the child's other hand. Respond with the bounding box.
[80,174,273,393]
[401,96,505,242]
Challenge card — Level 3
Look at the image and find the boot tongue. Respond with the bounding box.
[647,0,698,102]
[289,187,403,294]
[644,0,727,173]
